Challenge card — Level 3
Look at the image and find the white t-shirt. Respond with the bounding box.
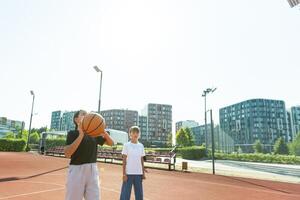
[122,141,145,175]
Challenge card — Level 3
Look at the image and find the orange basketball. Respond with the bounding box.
[82,113,106,137]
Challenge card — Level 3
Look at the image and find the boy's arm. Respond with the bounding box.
[122,155,128,182]
[102,131,114,146]
[64,128,84,158]
[142,145,146,179]
[141,156,146,179]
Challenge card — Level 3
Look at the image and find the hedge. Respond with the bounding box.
[214,153,300,165]
[45,139,66,150]
[179,146,206,160]
[0,139,26,152]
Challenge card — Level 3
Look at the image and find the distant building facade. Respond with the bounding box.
[100,109,138,133]
[50,111,62,131]
[219,99,289,152]
[142,103,172,146]
[50,111,76,132]
[175,120,199,133]
[191,124,211,146]
[138,115,148,142]
[0,117,24,137]
[290,106,300,140]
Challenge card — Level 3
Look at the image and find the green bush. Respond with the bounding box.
[45,139,66,150]
[214,153,300,164]
[4,132,15,139]
[29,132,40,144]
[274,137,289,155]
[253,140,263,153]
[289,134,300,156]
[179,146,206,160]
[0,139,26,152]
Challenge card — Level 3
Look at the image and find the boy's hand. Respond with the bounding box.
[142,174,146,180]
[77,122,84,136]
[123,175,128,182]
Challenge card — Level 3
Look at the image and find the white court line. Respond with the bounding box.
[0,187,64,200]
[1,181,151,200]
[16,180,65,187]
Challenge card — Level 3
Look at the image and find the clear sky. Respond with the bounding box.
[0,0,299,131]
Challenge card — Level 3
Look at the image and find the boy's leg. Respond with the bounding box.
[65,165,85,200]
[133,175,143,200]
[120,175,133,200]
[84,164,100,200]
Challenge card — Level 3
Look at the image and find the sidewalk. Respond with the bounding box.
[176,158,300,184]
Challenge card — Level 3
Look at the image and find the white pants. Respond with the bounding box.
[66,163,100,200]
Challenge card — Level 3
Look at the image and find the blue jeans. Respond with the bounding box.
[120,175,143,200]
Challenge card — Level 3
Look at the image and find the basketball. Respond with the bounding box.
[82,113,106,137]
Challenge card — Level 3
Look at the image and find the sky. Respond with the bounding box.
[0,0,299,131]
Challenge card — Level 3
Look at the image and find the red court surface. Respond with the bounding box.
[0,152,299,200]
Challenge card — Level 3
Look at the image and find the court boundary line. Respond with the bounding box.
[0,187,64,200]
[1,181,151,200]
[169,175,300,197]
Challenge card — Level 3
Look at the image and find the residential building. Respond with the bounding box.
[138,115,148,142]
[191,124,210,146]
[219,99,289,153]
[142,103,172,146]
[50,110,76,132]
[61,111,76,131]
[175,120,199,133]
[290,106,300,140]
[100,109,138,133]
[0,117,24,137]
[50,111,62,131]
[287,111,293,141]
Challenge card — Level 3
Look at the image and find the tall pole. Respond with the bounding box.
[98,70,103,113]
[204,95,208,149]
[202,87,216,150]
[26,91,35,150]
[93,66,103,114]
[210,109,215,175]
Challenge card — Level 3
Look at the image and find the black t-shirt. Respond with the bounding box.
[66,130,106,165]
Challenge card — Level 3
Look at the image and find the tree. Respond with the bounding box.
[167,133,173,147]
[31,126,47,134]
[16,129,28,141]
[176,128,194,147]
[289,133,300,156]
[176,128,188,147]
[29,132,40,144]
[4,132,15,139]
[253,140,263,153]
[273,137,289,155]
[184,127,195,146]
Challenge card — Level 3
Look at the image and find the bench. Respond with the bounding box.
[97,146,177,171]
[45,145,177,171]
[145,147,177,170]
[46,146,64,156]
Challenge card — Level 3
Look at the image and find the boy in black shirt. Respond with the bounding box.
[64,110,114,200]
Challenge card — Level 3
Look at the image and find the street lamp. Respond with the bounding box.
[26,90,35,151]
[93,66,103,113]
[287,0,300,8]
[209,109,216,175]
[202,87,217,150]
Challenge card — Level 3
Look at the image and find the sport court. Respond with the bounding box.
[0,152,299,200]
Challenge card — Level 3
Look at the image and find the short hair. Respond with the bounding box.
[129,126,140,134]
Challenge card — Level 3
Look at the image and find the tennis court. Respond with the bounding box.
[0,152,299,200]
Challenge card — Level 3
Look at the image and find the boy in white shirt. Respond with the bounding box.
[120,126,146,200]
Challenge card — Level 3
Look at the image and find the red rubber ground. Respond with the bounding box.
[0,152,299,200]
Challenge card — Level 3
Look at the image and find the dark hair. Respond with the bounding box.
[129,126,140,134]
[73,110,87,130]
